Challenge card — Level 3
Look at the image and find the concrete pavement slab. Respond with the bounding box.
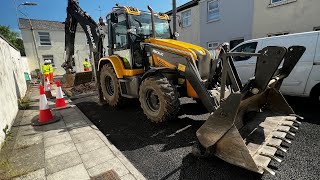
[87,158,129,177]
[68,125,97,135]
[71,130,99,143]
[44,132,72,147]
[81,146,115,169]
[46,164,90,180]
[42,119,66,131]
[45,150,82,175]
[121,173,136,180]
[13,168,46,180]
[45,141,76,159]
[14,133,42,149]
[74,138,105,154]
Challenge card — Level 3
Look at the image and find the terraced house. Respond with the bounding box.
[169,0,320,50]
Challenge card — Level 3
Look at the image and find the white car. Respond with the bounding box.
[231,31,320,103]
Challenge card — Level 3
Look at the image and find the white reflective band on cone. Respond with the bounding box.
[45,81,50,91]
[56,87,63,99]
[39,94,49,110]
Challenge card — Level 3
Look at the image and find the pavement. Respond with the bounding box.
[73,93,320,180]
[0,84,145,180]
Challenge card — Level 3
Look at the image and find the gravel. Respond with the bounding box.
[74,95,320,180]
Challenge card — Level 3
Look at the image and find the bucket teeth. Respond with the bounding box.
[285,118,302,125]
[260,152,282,163]
[281,124,298,130]
[266,143,287,153]
[262,167,276,176]
[272,135,292,144]
[277,129,295,136]
[289,114,304,120]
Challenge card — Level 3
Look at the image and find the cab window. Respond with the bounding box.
[233,42,258,61]
[113,14,128,50]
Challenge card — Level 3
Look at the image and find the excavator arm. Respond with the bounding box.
[62,0,105,87]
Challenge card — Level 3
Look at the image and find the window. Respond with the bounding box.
[42,55,55,67]
[314,26,320,31]
[232,42,258,61]
[230,38,244,49]
[267,32,289,37]
[38,32,51,46]
[113,14,128,50]
[207,42,219,50]
[208,0,220,21]
[271,0,284,3]
[181,10,191,27]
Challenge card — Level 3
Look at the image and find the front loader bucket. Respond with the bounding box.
[196,88,300,174]
[196,46,305,175]
[62,71,93,88]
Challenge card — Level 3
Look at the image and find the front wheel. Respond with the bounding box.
[139,76,180,123]
[100,64,123,106]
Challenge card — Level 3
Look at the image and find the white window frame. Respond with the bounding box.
[38,32,51,46]
[268,0,297,7]
[207,41,219,50]
[42,55,55,67]
[207,0,220,22]
[181,10,192,28]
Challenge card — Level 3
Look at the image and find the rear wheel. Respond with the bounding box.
[100,64,123,106]
[139,76,180,123]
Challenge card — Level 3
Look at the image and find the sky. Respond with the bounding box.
[0,0,190,32]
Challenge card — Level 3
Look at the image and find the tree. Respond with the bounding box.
[0,25,26,56]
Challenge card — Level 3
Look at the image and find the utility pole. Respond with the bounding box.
[172,0,177,39]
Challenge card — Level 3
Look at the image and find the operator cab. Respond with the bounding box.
[106,6,173,69]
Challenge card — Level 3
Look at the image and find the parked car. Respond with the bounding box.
[230,31,320,103]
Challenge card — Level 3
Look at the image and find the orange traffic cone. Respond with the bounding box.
[54,80,69,109]
[32,85,60,126]
[45,78,54,99]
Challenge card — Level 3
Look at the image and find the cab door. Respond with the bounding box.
[231,42,259,84]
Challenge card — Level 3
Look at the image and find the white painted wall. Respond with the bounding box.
[252,0,320,38]
[21,29,91,76]
[0,36,28,146]
[170,5,201,45]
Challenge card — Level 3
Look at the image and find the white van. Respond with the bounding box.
[230,31,320,103]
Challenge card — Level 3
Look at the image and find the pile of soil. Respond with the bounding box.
[63,82,97,97]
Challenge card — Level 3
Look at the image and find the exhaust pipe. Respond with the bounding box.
[147,6,155,38]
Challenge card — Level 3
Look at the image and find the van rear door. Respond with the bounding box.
[261,32,317,96]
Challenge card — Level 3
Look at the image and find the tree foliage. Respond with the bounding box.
[0,25,26,56]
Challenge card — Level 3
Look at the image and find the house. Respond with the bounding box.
[252,0,320,38]
[166,0,201,45]
[19,18,91,76]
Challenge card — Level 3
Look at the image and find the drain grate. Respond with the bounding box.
[91,169,121,180]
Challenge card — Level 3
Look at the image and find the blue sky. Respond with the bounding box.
[0,0,189,32]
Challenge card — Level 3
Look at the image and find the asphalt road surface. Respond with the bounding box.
[73,94,320,180]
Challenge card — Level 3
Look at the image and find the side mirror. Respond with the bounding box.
[111,13,118,23]
[174,32,179,38]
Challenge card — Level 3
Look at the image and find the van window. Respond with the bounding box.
[232,42,257,61]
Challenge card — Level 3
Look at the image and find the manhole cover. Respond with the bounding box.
[91,169,121,180]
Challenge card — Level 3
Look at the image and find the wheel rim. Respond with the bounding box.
[105,75,114,96]
[145,89,160,112]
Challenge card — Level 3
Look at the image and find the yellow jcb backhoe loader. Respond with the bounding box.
[64,0,306,175]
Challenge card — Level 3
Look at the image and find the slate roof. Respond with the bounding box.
[18,18,84,32]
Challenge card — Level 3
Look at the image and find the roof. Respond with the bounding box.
[165,0,199,15]
[18,18,84,32]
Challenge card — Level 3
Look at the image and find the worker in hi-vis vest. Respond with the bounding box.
[42,60,51,83]
[48,61,54,84]
[83,58,90,71]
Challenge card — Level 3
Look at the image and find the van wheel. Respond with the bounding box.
[311,85,320,105]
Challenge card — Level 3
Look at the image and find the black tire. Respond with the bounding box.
[310,85,320,105]
[139,76,180,123]
[100,64,123,106]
